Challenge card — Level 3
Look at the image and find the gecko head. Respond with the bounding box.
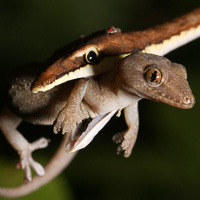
[118,53,195,109]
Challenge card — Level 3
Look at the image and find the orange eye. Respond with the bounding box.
[145,67,162,86]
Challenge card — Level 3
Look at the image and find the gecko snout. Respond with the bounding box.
[182,95,195,109]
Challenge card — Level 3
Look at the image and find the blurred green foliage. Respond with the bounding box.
[0,0,200,199]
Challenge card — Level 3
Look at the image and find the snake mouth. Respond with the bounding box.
[31,55,125,93]
[65,111,116,153]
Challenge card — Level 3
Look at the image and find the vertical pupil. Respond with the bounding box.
[145,67,162,86]
[87,51,97,62]
[150,71,157,82]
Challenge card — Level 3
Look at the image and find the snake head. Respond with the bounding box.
[31,27,128,93]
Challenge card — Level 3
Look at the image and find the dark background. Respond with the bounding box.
[0,0,200,199]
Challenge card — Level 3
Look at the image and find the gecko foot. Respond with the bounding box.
[112,131,135,158]
[53,109,77,135]
[17,137,50,182]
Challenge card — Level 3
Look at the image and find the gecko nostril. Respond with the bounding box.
[184,97,191,104]
[183,96,195,105]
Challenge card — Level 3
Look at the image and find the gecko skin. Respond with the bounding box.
[0,53,194,198]
[53,53,195,156]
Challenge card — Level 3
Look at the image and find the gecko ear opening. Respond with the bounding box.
[65,111,116,153]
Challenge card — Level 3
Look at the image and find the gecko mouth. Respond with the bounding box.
[141,92,195,109]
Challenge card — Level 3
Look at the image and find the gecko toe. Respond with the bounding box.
[30,158,45,177]
[112,132,125,144]
[53,120,62,134]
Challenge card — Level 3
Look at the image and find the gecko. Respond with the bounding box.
[0,52,195,198]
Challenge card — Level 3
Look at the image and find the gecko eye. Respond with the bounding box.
[84,47,99,64]
[144,67,162,86]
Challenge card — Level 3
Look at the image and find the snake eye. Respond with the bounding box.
[144,67,162,86]
[84,47,99,64]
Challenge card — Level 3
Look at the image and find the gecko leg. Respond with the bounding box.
[112,103,139,157]
[0,106,50,182]
[54,78,89,135]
